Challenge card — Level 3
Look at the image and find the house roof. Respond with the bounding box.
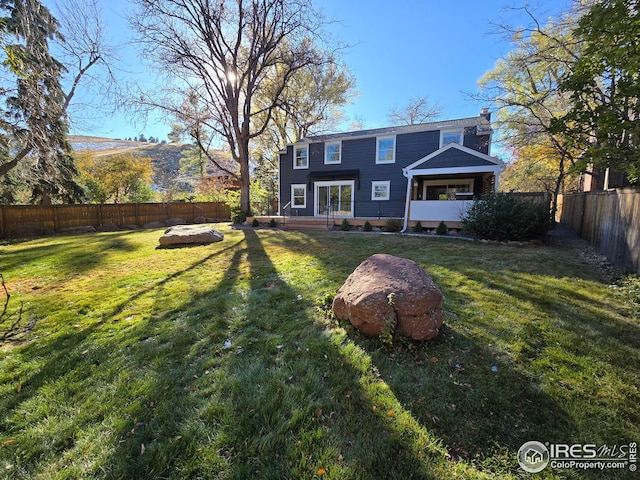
[289,114,492,146]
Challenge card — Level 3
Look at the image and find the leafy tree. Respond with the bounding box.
[387,96,442,126]
[250,60,356,209]
[500,140,582,194]
[553,0,640,184]
[255,60,356,146]
[76,151,153,203]
[0,0,83,204]
[130,0,343,217]
[476,6,583,218]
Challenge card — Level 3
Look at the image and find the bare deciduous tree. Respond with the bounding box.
[52,0,120,130]
[387,96,443,126]
[130,0,342,216]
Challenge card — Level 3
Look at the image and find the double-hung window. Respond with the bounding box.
[324,142,341,164]
[294,144,309,169]
[376,136,395,164]
[291,184,306,208]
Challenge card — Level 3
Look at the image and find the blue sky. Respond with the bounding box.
[56,0,570,147]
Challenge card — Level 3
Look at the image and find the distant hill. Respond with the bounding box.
[69,135,232,197]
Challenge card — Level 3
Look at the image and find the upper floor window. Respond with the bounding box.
[376,136,395,164]
[440,129,463,148]
[325,142,341,164]
[294,144,309,169]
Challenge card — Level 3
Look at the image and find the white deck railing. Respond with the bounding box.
[408,200,473,222]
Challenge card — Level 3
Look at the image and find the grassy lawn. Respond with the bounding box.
[0,225,638,479]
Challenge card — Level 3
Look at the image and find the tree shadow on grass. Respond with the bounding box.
[93,229,474,479]
[449,266,640,445]
[6,230,634,478]
[349,324,575,464]
[1,229,476,479]
[295,233,639,476]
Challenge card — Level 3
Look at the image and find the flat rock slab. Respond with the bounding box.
[158,224,224,247]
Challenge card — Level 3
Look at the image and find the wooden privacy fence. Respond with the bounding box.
[0,201,231,236]
[557,188,640,274]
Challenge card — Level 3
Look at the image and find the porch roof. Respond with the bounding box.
[402,143,505,178]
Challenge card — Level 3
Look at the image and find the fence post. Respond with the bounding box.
[0,205,4,236]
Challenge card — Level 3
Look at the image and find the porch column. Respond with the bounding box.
[402,172,414,232]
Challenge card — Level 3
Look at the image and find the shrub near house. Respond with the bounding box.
[463,193,552,241]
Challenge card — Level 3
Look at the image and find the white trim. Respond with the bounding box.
[371,181,391,201]
[376,135,396,164]
[291,184,306,208]
[402,173,414,232]
[293,144,309,169]
[439,128,464,148]
[314,180,355,217]
[324,141,341,164]
[410,165,503,177]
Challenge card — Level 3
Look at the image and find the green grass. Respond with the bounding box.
[0,225,638,479]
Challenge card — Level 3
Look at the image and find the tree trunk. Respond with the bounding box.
[238,139,251,216]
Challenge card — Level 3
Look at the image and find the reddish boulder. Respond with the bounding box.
[332,254,444,340]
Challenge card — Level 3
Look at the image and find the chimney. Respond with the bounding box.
[480,108,491,121]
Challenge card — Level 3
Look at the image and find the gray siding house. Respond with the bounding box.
[278,110,504,229]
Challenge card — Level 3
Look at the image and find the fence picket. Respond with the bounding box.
[0,202,231,237]
[558,188,640,274]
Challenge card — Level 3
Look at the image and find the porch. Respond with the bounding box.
[401,143,506,230]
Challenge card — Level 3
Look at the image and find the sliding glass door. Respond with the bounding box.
[315,181,354,217]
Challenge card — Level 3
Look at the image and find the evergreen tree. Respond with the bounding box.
[0,0,82,203]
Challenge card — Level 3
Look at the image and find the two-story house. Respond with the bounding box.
[278,109,504,230]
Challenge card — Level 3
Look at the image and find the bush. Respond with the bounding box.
[340,218,351,231]
[252,218,259,227]
[363,221,373,232]
[230,208,247,224]
[436,221,448,235]
[383,218,403,232]
[412,221,423,233]
[269,218,277,228]
[463,194,551,241]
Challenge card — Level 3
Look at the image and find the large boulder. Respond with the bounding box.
[332,254,444,340]
[158,224,224,247]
